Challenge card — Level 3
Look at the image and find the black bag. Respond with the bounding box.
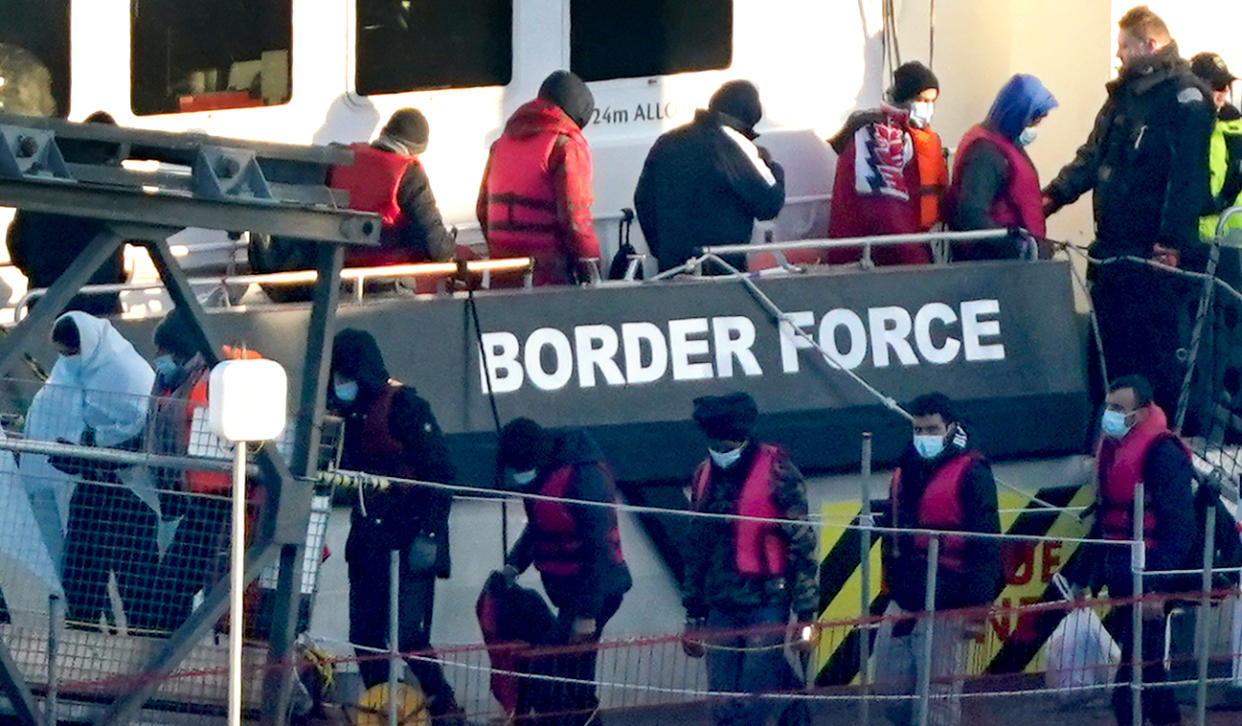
[607,208,643,280]
[1194,480,1242,588]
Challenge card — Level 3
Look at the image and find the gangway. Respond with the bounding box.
[0,112,380,725]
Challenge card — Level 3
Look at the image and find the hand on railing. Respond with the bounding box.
[681,618,706,658]
[790,618,820,653]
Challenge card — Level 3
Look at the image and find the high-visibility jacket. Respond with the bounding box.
[1200,115,1242,242]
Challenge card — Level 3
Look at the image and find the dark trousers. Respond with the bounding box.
[63,481,160,629]
[1090,261,1193,416]
[1111,607,1181,726]
[521,592,624,726]
[156,495,230,631]
[704,604,790,726]
[348,550,457,712]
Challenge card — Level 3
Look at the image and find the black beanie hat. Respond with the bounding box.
[890,61,940,104]
[538,70,595,129]
[708,80,763,130]
[379,108,430,154]
[498,417,552,473]
[692,392,759,441]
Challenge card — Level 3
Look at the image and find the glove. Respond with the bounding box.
[681,618,706,659]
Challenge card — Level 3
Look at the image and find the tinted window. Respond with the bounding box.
[356,0,513,95]
[0,0,70,117]
[131,0,292,116]
[570,0,732,82]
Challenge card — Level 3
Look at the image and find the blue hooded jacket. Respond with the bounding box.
[986,74,1058,140]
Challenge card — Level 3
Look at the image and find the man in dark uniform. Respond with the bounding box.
[327,329,461,721]
[875,393,1001,726]
[680,392,818,726]
[1043,6,1215,415]
[1067,375,1196,726]
[496,417,631,726]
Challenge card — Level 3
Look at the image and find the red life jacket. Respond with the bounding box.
[890,451,980,573]
[329,142,419,267]
[692,443,787,578]
[948,124,1047,237]
[1096,404,1187,546]
[343,381,419,481]
[482,100,590,285]
[526,463,625,577]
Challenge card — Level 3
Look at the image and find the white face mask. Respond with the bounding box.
[511,469,537,486]
[708,444,746,470]
[909,101,935,128]
[333,379,359,404]
[913,434,946,460]
[1017,126,1039,147]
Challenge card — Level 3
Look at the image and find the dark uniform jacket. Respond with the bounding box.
[681,441,818,620]
[1044,43,1214,268]
[635,109,785,274]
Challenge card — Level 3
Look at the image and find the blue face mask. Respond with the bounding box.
[510,469,537,486]
[913,434,946,460]
[708,443,745,469]
[334,379,359,405]
[153,355,185,389]
[1101,409,1133,439]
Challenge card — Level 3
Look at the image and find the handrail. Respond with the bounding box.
[697,228,1012,257]
[11,257,536,319]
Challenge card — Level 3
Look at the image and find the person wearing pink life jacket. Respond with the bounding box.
[496,417,631,726]
[1064,375,1195,726]
[946,74,1059,260]
[875,393,1001,726]
[477,71,602,286]
[328,107,456,267]
[679,392,818,726]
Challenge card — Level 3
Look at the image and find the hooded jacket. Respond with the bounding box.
[332,330,454,577]
[506,428,632,618]
[635,109,785,274]
[477,99,600,285]
[1044,43,1215,268]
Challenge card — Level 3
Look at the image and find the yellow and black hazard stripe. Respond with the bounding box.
[812,483,1096,684]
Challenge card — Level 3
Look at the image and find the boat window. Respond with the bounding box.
[355,0,513,95]
[130,0,292,116]
[570,0,732,82]
[0,0,70,117]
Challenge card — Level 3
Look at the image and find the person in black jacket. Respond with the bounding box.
[1042,6,1215,416]
[497,418,632,726]
[875,393,1001,726]
[327,329,461,721]
[1065,375,1195,726]
[634,80,785,274]
[6,111,126,317]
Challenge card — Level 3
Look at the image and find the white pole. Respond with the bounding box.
[229,441,247,726]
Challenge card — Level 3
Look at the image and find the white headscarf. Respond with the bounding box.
[46,311,155,447]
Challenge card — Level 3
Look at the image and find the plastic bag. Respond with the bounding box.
[1044,573,1121,700]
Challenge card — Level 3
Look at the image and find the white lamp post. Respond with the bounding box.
[207,357,288,726]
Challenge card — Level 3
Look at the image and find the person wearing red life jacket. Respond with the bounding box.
[679,392,818,726]
[328,329,463,722]
[477,71,602,286]
[826,61,948,266]
[328,107,456,268]
[496,417,631,726]
[875,393,1001,726]
[947,74,1058,260]
[1065,375,1195,726]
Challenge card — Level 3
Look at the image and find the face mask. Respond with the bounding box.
[1017,126,1039,146]
[333,379,359,404]
[708,444,745,470]
[909,101,935,128]
[153,355,185,389]
[511,469,537,486]
[1100,409,1133,439]
[913,434,945,460]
